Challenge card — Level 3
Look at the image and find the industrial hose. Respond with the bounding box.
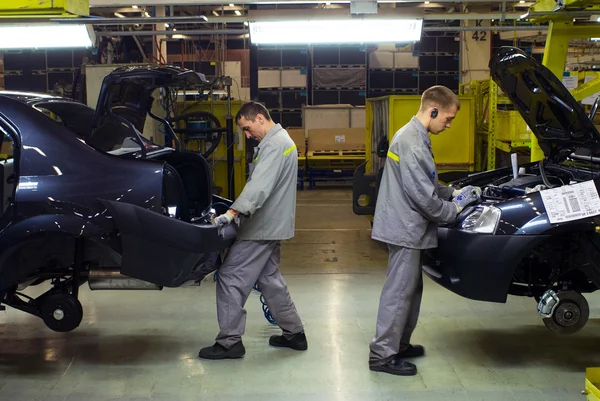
[211,272,278,325]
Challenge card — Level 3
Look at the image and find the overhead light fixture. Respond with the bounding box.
[235,10,242,15]
[424,1,430,4]
[325,1,331,5]
[114,12,126,18]
[144,11,151,17]
[0,24,95,49]
[519,1,525,4]
[244,21,249,26]
[132,4,138,8]
[165,23,170,28]
[597,16,600,21]
[230,3,235,6]
[249,19,423,44]
[213,10,219,16]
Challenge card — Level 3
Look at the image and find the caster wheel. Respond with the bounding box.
[40,293,83,332]
[543,291,589,335]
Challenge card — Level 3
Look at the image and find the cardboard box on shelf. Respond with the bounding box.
[307,127,365,153]
[286,127,307,156]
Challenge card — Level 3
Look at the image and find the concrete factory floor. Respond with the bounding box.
[0,189,598,400]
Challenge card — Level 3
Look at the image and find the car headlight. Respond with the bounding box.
[459,205,501,234]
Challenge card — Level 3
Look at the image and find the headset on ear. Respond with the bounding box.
[431,108,438,119]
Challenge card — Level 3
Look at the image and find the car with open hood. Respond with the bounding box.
[0,65,236,332]
[353,47,600,334]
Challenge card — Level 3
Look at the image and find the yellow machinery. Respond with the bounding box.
[174,100,247,200]
[459,79,531,170]
[0,0,88,17]
[364,95,476,178]
[526,0,600,162]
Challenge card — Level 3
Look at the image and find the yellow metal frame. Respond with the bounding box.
[572,72,600,102]
[0,0,89,17]
[461,78,528,170]
[365,95,476,174]
[527,11,600,161]
[586,368,600,400]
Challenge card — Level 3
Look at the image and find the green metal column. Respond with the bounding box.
[488,80,498,170]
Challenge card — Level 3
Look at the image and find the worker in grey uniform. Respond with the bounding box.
[199,101,306,360]
[369,86,481,376]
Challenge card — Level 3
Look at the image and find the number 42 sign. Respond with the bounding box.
[472,20,487,41]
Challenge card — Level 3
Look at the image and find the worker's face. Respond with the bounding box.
[238,115,267,142]
[429,105,458,135]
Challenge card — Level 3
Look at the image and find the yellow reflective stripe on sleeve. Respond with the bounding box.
[387,150,400,162]
[283,144,297,156]
[253,157,258,162]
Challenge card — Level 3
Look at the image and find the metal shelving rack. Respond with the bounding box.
[459,78,531,171]
[367,66,419,98]
[311,45,367,106]
[3,49,90,97]
[256,46,309,128]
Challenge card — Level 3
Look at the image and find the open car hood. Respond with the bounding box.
[490,47,600,161]
[89,65,208,144]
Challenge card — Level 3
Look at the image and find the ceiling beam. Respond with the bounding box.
[93,24,548,37]
[52,15,208,24]
[90,0,517,6]
[244,8,524,20]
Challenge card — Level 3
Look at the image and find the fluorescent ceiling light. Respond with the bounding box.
[0,24,95,49]
[213,10,219,16]
[249,19,422,44]
[235,10,242,15]
[114,12,125,18]
[132,4,138,8]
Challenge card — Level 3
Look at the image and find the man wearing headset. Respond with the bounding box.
[369,86,481,376]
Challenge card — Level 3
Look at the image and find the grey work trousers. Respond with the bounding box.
[369,244,424,365]
[216,240,304,348]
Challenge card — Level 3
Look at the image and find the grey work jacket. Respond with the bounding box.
[371,117,457,249]
[231,124,298,241]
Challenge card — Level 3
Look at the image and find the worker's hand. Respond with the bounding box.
[212,210,237,227]
[452,185,481,199]
[452,186,481,213]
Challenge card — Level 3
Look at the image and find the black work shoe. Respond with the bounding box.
[269,331,308,351]
[370,359,417,376]
[198,341,245,360]
[397,344,425,359]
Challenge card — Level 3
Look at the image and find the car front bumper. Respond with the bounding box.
[422,228,549,303]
